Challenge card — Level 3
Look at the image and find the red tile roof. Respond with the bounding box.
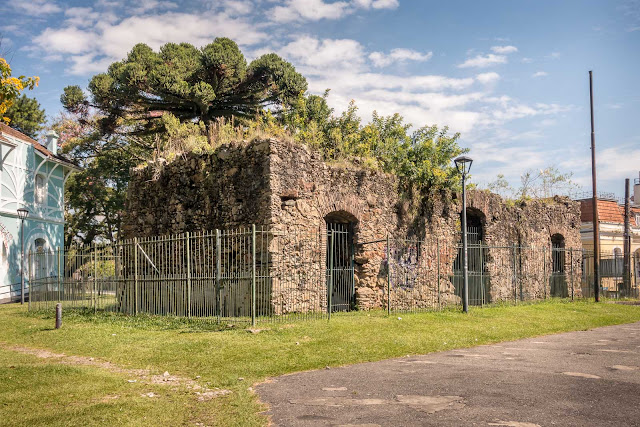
[580,198,640,226]
[0,123,78,169]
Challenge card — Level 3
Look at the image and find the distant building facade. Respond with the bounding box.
[0,123,78,303]
[578,178,640,295]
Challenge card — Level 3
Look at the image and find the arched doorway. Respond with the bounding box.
[454,207,490,305]
[550,234,568,297]
[325,211,357,312]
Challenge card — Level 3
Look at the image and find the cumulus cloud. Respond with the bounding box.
[369,48,432,67]
[458,53,507,68]
[476,72,500,84]
[13,0,61,15]
[532,71,548,78]
[269,0,398,23]
[33,11,267,74]
[490,45,518,54]
[279,36,367,71]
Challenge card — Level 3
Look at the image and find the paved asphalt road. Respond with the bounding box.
[256,322,640,426]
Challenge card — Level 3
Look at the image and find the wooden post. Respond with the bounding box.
[55,303,62,329]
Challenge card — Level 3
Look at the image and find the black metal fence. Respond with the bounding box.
[28,226,639,323]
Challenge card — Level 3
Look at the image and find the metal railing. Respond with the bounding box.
[28,226,639,323]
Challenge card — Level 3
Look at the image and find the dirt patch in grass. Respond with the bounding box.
[0,342,230,401]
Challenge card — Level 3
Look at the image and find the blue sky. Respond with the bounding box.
[1,0,639,196]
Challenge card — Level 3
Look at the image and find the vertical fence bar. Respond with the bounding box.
[251,224,256,327]
[543,246,547,299]
[186,231,192,318]
[57,247,61,304]
[328,230,334,321]
[94,246,98,313]
[570,250,574,301]
[134,237,139,315]
[512,243,517,303]
[216,229,221,323]
[437,238,441,310]
[386,234,391,315]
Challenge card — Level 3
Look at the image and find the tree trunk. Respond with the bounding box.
[206,119,215,146]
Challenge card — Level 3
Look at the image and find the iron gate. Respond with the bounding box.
[454,226,491,305]
[326,223,355,312]
[550,236,568,297]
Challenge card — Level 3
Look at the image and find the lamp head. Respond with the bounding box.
[454,155,473,175]
[17,208,29,220]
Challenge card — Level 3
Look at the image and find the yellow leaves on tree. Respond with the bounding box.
[0,57,39,124]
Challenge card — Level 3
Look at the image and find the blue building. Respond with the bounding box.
[0,123,79,303]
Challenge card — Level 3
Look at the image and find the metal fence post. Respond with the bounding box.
[437,238,441,310]
[251,224,256,327]
[134,237,139,315]
[186,232,192,318]
[94,246,98,313]
[216,229,221,323]
[543,246,547,299]
[386,234,391,315]
[57,247,62,304]
[328,230,334,320]
[570,249,574,300]
[512,244,517,303]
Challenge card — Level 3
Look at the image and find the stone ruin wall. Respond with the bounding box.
[123,138,582,314]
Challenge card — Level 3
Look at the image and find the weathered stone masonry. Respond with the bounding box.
[123,138,582,312]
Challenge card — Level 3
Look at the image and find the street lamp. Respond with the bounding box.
[17,208,29,305]
[454,156,473,313]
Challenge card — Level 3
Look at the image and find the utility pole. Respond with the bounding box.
[589,70,601,302]
[623,178,631,295]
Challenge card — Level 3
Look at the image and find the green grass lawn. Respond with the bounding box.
[1,300,639,426]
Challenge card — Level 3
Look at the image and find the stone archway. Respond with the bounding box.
[454,207,490,305]
[324,210,358,312]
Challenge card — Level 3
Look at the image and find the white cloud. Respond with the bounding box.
[521,57,533,63]
[490,45,518,54]
[64,7,101,27]
[269,0,398,23]
[13,0,61,15]
[33,12,267,74]
[221,0,254,15]
[476,72,500,84]
[532,71,548,78]
[547,51,561,59]
[131,0,177,14]
[369,48,432,67]
[370,0,399,9]
[458,53,507,68]
[270,0,351,22]
[34,27,95,55]
[279,36,366,71]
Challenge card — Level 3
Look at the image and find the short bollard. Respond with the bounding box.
[55,303,62,329]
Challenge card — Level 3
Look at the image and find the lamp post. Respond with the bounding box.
[454,156,473,313]
[17,208,29,305]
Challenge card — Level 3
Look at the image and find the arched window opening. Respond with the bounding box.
[551,234,565,273]
[33,238,48,280]
[35,174,46,205]
[550,234,568,297]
